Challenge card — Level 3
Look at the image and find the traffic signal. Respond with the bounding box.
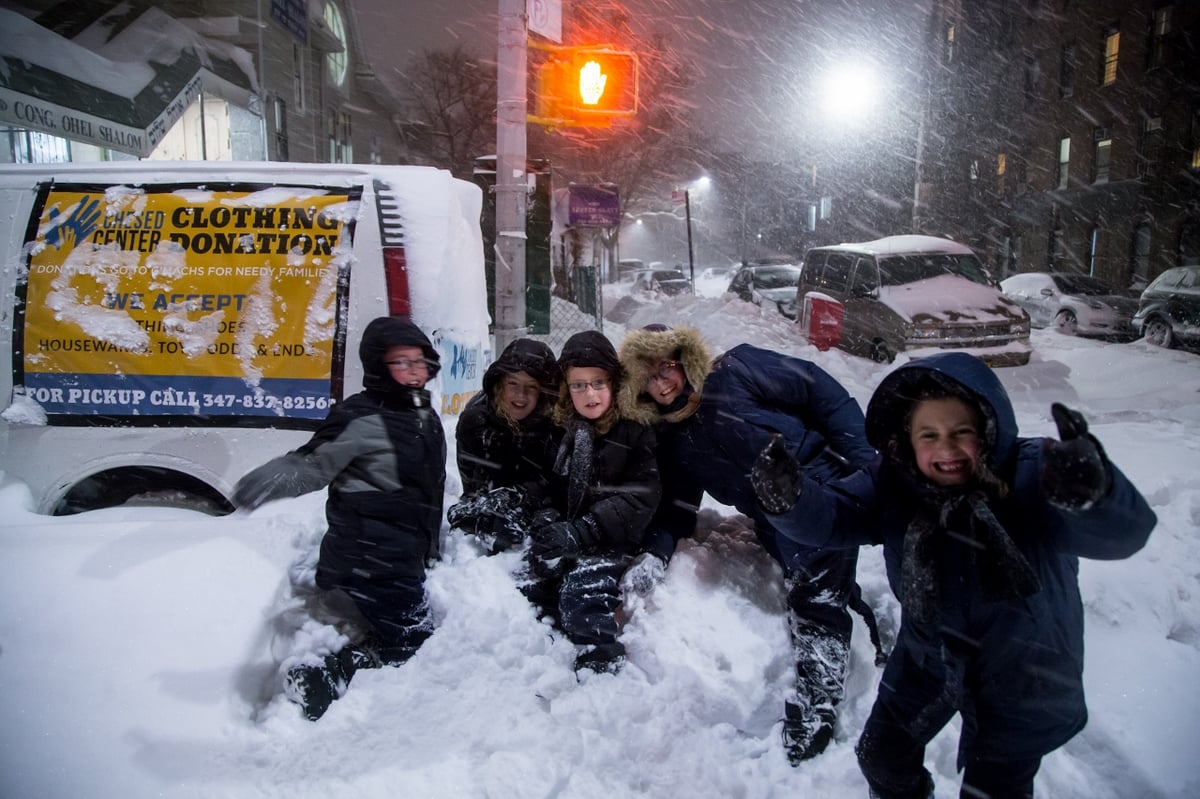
[531,46,639,127]
[568,48,638,116]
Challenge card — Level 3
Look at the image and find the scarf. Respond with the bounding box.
[901,489,1041,625]
[553,419,594,519]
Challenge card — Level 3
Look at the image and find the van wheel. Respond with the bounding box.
[1054,310,1078,335]
[869,341,894,363]
[1143,317,1174,349]
[53,467,234,516]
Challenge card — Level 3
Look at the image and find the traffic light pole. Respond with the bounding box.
[495,0,528,356]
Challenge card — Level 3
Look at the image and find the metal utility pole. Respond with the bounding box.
[494,0,528,355]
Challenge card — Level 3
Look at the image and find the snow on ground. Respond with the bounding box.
[1,291,1199,798]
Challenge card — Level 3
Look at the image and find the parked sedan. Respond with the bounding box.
[632,268,693,297]
[1000,271,1139,339]
[727,262,803,318]
[1132,264,1200,350]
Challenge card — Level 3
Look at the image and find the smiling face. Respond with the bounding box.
[644,358,686,406]
[909,396,982,487]
[497,370,541,422]
[566,366,613,420]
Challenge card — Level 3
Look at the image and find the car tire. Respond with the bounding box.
[1143,316,1175,349]
[869,340,894,364]
[1054,310,1078,335]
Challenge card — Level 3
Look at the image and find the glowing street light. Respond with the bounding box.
[818,63,881,124]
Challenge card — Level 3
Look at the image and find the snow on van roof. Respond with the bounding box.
[816,234,974,256]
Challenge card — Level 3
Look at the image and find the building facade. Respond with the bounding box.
[914,0,1200,287]
[1,0,408,166]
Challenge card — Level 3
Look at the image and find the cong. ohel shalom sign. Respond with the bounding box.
[19,184,360,422]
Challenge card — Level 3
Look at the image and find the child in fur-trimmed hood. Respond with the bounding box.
[618,323,880,763]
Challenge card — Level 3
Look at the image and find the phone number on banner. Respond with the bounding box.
[22,374,334,420]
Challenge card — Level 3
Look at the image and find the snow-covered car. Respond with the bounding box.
[1000,271,1139,339]
[727,262,802,318]
[1132,265,1200,351]
[632,268,693,297]
[795,235,1031,366]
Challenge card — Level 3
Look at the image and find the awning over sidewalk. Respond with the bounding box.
[0,6,257,157]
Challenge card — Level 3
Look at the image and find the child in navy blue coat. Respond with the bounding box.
[752,352,1156,798]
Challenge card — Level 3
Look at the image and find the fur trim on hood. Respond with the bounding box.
[617,325,713,425]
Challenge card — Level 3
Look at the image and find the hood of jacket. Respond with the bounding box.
[617,325,713,425]
[359,316,441,394]
[482,337,560,401]
[866,352,1017,473]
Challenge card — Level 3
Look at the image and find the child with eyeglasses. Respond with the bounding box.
[522,330,661,674]
[231,316,446,721]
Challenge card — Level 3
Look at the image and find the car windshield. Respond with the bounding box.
[653,270,686,281]
[753,266,801,289]
[877,253,989,287]
[1054,274,1113,295]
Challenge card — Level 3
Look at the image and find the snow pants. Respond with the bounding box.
[856,643,1041,799]
[782,546,859,725]
[522,552,633,662]
[856,698,1040,799]
[313,492,436,665]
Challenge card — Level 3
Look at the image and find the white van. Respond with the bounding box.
[0,162,490,514]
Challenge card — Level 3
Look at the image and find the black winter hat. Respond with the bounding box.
[482,338,560,396]
[557,330,621,382]
[359,316,440,392]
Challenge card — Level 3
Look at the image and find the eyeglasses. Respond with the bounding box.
[385,358,430,372]
[567,379,611,393]
[648,360,681,383]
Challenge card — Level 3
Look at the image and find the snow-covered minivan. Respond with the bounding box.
[0,162,490,514]
[795,235,1031,366]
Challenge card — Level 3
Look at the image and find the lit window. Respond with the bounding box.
[944,23,956,64]
[324,2,348,88]
[1101,28,1119,85]
[1058,137,1070,189]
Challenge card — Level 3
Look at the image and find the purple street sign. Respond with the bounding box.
[568,185,620,228]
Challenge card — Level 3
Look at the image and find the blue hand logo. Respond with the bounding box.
[44,196,102,250]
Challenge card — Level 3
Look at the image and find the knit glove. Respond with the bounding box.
[751,433,802,515]
[531,516,597,562]
[621,552,667,595]
[1040,402,1112,511]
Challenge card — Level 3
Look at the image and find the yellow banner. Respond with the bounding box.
[21,184,358,419]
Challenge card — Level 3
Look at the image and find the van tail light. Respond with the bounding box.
[383,246,410,317]
[373,179,411,318]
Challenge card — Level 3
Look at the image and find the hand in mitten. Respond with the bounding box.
[1040,402,1112,511]
[531,517,595,562]
[621,552,667,595]
[751,433,802,515]
[476,511,525,554]
[232,458,304,509]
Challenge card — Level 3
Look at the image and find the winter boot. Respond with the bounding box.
[782,700,836,764]
[284,653,347,721]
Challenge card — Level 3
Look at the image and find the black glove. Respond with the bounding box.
[751,433,802,515]
[448,487,527,554]
[1040,402,1111,511]
[531,517,597,562]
